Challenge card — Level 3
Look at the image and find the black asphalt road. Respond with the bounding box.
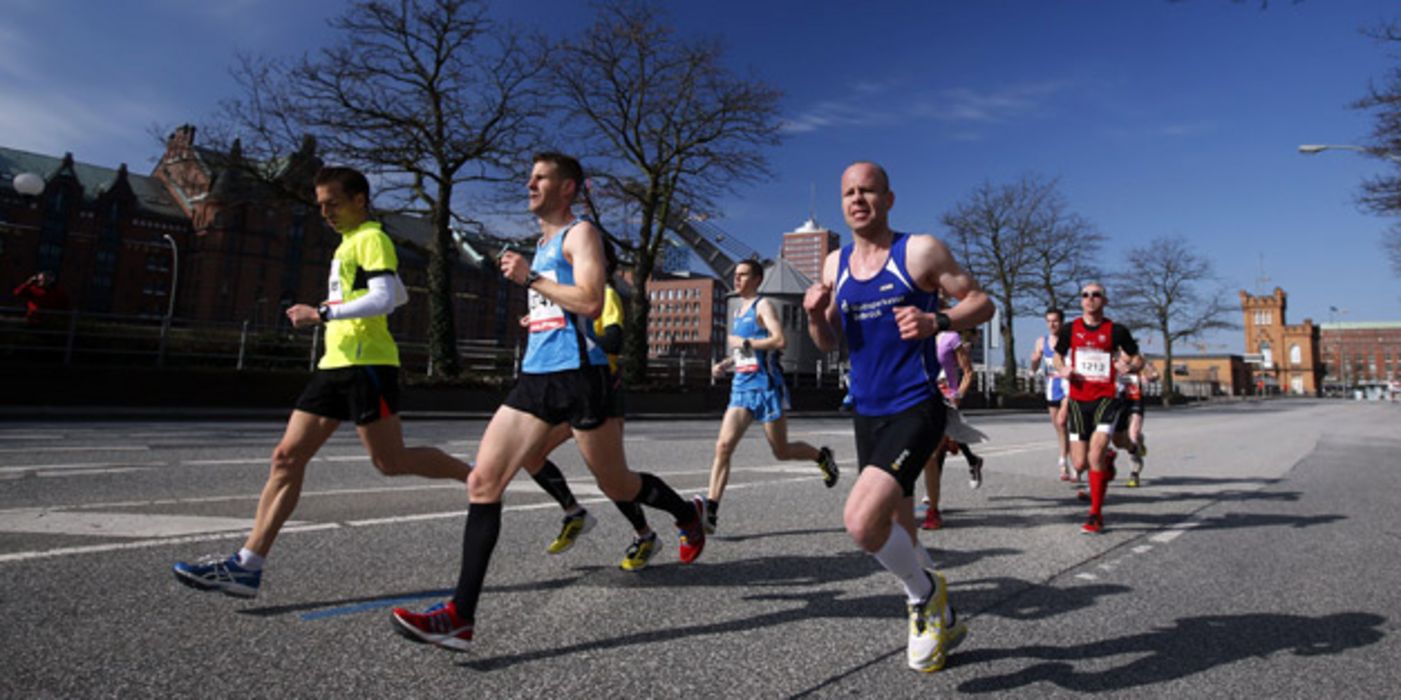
[1,400,1396,697]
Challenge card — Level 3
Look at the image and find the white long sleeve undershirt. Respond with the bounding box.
[326,274,397,320]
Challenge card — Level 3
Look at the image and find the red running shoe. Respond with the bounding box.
[391,600,474,652]
[920,507,943,530]
[1080,514,1104,535]
[678,496,707,564]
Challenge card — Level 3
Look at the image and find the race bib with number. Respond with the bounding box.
[733,346,759,373]
[527,270,564,333]
[1074,349,1112,382]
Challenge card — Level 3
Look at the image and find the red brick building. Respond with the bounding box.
[1239,287,1323,395]
[779,217,839,284]
[1320,322,1401,393]
[2,127,527,352]
[644,272,727,360]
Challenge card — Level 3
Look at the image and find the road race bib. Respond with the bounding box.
[527,270,565,333]
[327,260,343,303]
[733,346,759,373]
[1075,349,1112,382]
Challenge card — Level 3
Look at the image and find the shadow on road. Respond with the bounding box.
[952,611,1387,693]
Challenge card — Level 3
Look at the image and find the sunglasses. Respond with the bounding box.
[1081,291,1105,299]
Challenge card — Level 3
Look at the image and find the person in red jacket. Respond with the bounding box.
[13,271,70,324]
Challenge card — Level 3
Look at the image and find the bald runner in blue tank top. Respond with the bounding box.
[836,232,943,415]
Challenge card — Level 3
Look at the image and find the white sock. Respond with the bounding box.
[872,527,934,604]
[236,548,264,571]
[915,541,938,572]
[1058,456,1067,468]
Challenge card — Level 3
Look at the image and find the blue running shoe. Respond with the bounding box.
[173,554,261,598]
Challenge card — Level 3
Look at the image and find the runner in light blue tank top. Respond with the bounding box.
[704,260,839,535]
[521,219,609,374]
[1030,308,1072,480]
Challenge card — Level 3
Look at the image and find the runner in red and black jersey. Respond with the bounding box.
[1053,281,1143,534]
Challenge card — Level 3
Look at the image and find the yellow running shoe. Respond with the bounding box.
[908,572,965,672]
[619,532,658,571]
[546,510,595,555]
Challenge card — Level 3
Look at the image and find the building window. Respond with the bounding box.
[1260,342,1273,369]
[1289,344,1302,366]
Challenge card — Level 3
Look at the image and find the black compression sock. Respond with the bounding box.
[634,472,696,526]
[530,460,578,511]
[706,499,720,517]
[451,502,502,621]
[613,500,649,532]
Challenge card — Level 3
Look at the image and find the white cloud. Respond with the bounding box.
[782,79,1073,136]
[0,81,176,164]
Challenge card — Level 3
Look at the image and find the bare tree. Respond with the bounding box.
[942,174,1074,392]
[1353,19,1401,278]
[1024,206,1106,315]
[549,0,784,385]
[216,0,545,375]
[1112,236,1236,403]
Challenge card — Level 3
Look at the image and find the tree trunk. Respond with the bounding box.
[998,296,1018,393]
[1160,329,1174,409]
[427,182,460,377]
[621,205,659,386]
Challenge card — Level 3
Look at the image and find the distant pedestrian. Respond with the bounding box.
[13,271,70,324]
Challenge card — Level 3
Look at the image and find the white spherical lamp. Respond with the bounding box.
[12,172,44,196]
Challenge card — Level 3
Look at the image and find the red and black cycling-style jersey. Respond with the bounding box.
[1055,317,1139,402]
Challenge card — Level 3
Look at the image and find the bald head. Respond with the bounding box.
[844,161,890,192]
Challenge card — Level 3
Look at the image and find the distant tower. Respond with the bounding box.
[1238,286,1321,396]
[779,215,839,284]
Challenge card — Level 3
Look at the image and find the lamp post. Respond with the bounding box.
[161,233,178,320]
[1298,144,1401,164]
[157,233,178,367]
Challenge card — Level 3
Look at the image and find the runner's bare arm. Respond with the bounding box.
[804,250,842,352]
[499,221,606,318]
[904,234,993,332]
[751,298,786,351]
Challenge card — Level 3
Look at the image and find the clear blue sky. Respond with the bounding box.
[3,0,1398,365]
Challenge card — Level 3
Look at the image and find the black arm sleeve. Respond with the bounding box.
[600,324,623,355]
[1114,324,1140,356]
[1054,324,1073,356]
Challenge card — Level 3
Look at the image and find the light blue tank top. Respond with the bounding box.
[520,220,609,374]
[730,297,776,393]
[1043,334,1067,401]
[835,232,942,415]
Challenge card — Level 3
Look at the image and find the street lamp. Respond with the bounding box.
[157,233,178,367]
[161,233,178,320]
[1298,144,1401,164]
[11,172,44,196]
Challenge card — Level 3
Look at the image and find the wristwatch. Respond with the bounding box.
[935,311,951,331]
[317,304,331,323]
[742,339,753,353]
[523,271,541,288]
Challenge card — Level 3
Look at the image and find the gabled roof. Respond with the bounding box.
[0,145,185,219]
[757,257,813,295]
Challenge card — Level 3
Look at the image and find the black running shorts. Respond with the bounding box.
[294,366,400,425]
[1067,397,1125,442]
[852,397,947,497]
[504,365,622,431]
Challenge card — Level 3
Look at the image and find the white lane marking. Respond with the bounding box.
[1150,520,1201,544]
[0,476,811,564]
[0,461,167,474]
[0,511,308,538]
[1076,573,1098,580]
[0,524,339,564]
[38,468,148,478]
[1132,545,1153,554]
[0,445,150,454]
